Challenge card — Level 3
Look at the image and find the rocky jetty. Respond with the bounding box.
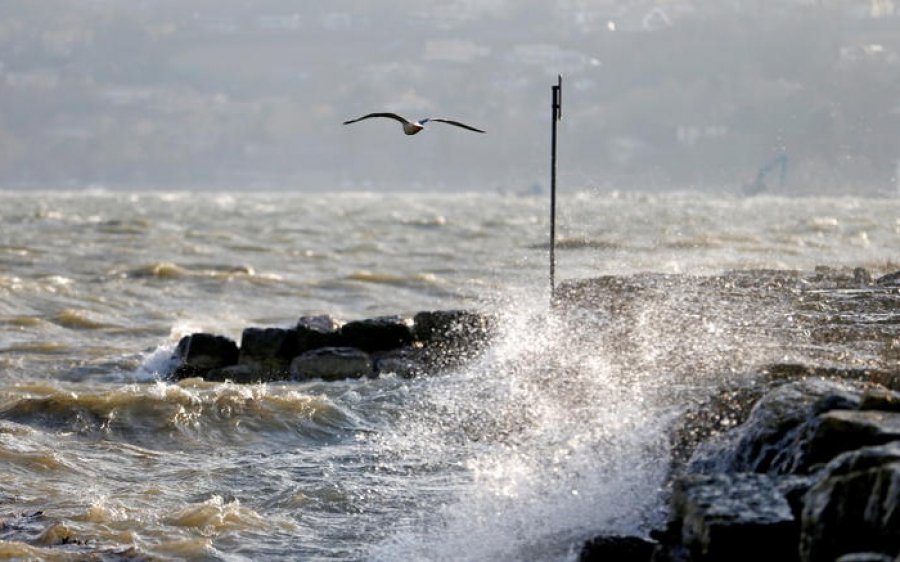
[169,310,496,383]
[575,267,900,562]
[166,267,900,560]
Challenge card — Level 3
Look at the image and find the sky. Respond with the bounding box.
[1,0,899,193]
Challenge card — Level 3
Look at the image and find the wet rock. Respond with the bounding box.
[834,554,894,562]
[776,475,817,521]
[668,472,798,562]
[373,347,427,378]
[799,442,900,562]
[413,310,496,346]
[289,347,374,381]
[859,387,900,412]
[874,270,900,286]
[340,316,413,353]
[205,364,274,384]
[689,379,865,475]
[413,310,497,369]
[578,535,656,562]
[296,315,343,351]
[172,333,239,379]
[789,410,900,473]
[238,327,299,376]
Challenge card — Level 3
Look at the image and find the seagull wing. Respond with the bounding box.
[425,118,486,134]
[343,112,411,126]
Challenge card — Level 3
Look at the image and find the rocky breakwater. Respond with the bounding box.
[573,268,900,562]
[168,310,496,383]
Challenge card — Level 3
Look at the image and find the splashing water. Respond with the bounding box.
[0,191,897,560]
[367,298,677,561]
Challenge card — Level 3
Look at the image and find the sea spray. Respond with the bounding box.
[1,192,897,560]
[368,297,674,561]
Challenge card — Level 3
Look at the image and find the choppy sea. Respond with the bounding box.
[0,190,897,561]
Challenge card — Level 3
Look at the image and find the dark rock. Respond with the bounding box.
[413,309,496,346]
[790,410,900,473]
[800,442,900,562]
[205,364,275,384]
[776,475,818,521]
[874,270,900,286]
[834,554,894,562]
[289,347,374,381]
[670,472,798,562]
[578,535,657,562]
[852,267,872,285]
[859,388,900,412]
[688,379,866,475]
[238,327,299,375]
[296,315,343,351]
[413,310,497,370]
[340,316,413,353]
[374,347,427,378]
[172,333,238,379]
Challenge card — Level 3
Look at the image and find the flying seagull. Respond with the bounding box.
[342,112,486,135]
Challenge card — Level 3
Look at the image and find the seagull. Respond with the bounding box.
[342,112,486,135]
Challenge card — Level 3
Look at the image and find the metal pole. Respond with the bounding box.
[550,75,562,297]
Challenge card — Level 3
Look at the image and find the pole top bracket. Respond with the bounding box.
[553,75,562,121]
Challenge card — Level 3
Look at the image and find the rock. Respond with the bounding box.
[238,327,299,375]
[289,347,374,381]
[874,270,900,286]
[799,442,900,562]
[340,316,413,353]
[172,333,239,379]
[669,473,798,562]
[688,379,865,475]
[373,347,427,378]
[413,310,496,346]
[834,554,894,562]
[789,410,900,473]
[578,535,657,562]
[777,475,818,521]
[296,315,343,351]
[859,388,900,412]
[205,364,274,384]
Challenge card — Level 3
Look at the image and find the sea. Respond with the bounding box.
[0,189,898,561]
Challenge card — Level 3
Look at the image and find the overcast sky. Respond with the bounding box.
[1,1,899,193]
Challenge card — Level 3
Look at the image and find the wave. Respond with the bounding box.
[124,262,258,281]
[51,309,114,330]
[0,381,356,447]
[347,270,442,288]
[165,495,273,534]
